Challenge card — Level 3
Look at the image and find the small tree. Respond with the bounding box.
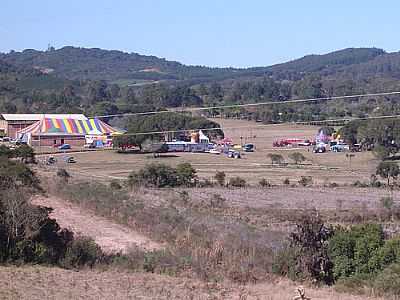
[299,176,313,187]
[376,161,400,186]
[268,153,284,165]
[289,152,306,165]
[176,162,197,186]
[228,176,247,188]
[214,171,226,186]
[259,178,271,187]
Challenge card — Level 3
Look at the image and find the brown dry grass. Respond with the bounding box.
[0,265,382,300]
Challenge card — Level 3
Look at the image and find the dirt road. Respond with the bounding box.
[32,196,161,253]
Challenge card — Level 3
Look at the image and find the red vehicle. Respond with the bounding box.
[273,138,304,147]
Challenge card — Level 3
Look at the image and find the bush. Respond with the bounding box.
[128,163,197,188]
[109,179,122,190]
[283,178,290,185]
[62,237,102,269]
[268,153,284,165]
[328,224,385,279]
[129,163,177,188]
[368,238,400,272]
[273,214,334,284]
[369,174,382,188]
[214,171,226,186]
[352,180,369,188]
[376,161,400,186]
[228,176,247,188]
[373,263,400,296]
[298,176,313,187]
[259,178,271,187]
[289,152,306,164]
[380,196,394,210]
[176,162,197,186]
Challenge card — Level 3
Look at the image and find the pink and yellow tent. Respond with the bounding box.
[18,118,120,136]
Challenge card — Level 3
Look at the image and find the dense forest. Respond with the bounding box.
[1,46,400,127]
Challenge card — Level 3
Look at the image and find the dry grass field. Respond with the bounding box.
[0,265,382,300]
[41,118,378,186]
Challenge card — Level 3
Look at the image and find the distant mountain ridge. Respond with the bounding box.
[0,46,253,83]
[2,46,398,84]
[2,45,400,119]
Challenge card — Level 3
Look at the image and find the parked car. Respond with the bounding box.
[298,140,312,146]
[46,156,57,165]
[65,156,76,163]
[209,148,221,155]
[331,143,350,152]
[351,144,362,152]
[313,145,326,153]
[58,144,71,150]
[243,143,254,152]
[227,150,241,158]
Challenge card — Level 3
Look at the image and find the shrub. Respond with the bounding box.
[214,171,226,186]
[288,152,306,165]
[380,196,394,210]
[273,214,334,284]
[328,224,385,279]
[352,180,369,188]
[176,162,197,186]
[376,161,400,186]
[109,179,122,190]
[373,263,400,296]
[369,174,382,188]
[228,176,247,188]
[298,176,313,187]
[131,163,178,188]
[62,237,102,269]
[268,153,284,165]
[259,178,271,187]
[368,238,400,272]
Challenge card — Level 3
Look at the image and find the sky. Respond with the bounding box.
[1,0,399,68]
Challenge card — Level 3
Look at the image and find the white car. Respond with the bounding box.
[209,148,221,155]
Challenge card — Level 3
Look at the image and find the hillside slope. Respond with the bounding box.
[0,47,253,82]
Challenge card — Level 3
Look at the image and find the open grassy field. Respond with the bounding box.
[0,265,382,300]
[43,118,378,186]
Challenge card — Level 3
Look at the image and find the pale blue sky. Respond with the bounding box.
[1,0,399,67]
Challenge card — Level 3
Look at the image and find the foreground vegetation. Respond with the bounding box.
[50,163,400,297]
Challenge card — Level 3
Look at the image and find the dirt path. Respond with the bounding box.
[32,196,161,253]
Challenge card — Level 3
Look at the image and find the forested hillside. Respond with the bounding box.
[0,47,255,82]
[1,46,400,124]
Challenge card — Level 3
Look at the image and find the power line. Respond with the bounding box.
[116,113,400,137]
[93,91,400,119]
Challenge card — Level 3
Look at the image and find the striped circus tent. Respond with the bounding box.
[18,118,120,136]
